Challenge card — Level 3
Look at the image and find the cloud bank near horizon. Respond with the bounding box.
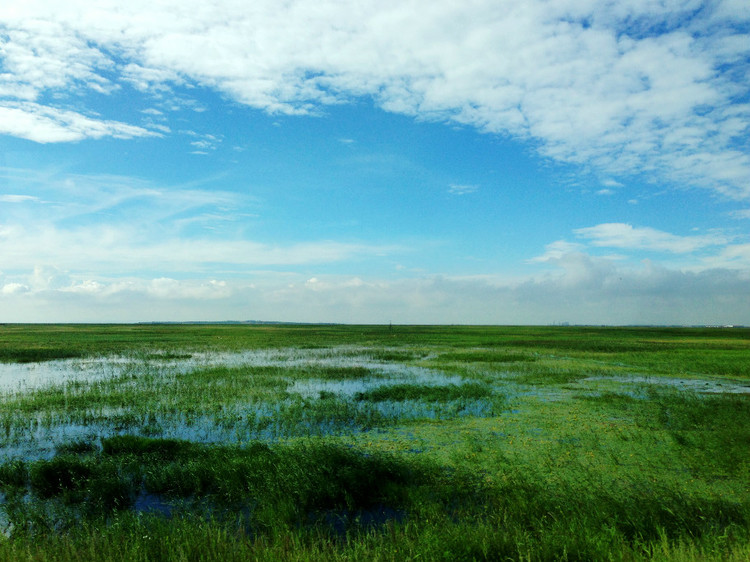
[3,261,749,326]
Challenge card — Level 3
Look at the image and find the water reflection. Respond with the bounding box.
[1,346,516,461]
[0,347,435,393]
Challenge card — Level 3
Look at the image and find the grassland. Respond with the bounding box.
[0,324,748,560]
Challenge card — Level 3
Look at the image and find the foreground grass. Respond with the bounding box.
[1,324,749,560]
[2,429,748,561]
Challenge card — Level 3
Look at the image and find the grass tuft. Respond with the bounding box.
[355,382,492,402]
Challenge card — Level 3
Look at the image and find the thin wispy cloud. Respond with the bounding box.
[528,240,587,263]
[0,194,40,203]
[574,223,730,254]
[0,222,403,274]
[448,184,478,195]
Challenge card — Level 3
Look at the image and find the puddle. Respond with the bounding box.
[313,505,406,537]
[0,357,136,393]
[583,375,750,394]
[134,492,176,517]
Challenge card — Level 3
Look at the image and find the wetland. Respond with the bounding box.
[0,324,748,560]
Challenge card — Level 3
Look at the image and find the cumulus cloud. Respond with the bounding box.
[1,282,29,295]
[529,221,750,278]
[0,0,747,196]
[28,265,71,291]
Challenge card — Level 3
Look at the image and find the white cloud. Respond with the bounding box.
[65,279,105,294]
[0,17,114,98]
[574,223,730,253]
[0,102,159,143]
[1,282,28,294]
[528,240,586,263]
[0,194,39,203]
[0,224,401,274]
[29,265,70,291]
[700,243,750,270]
[144,277,233,300]
[0,167,239,227]
[448,184,478,195]
[730,209,750,219]
[0,1,747,196]
[2,262,749,325]
[122,63,183,92]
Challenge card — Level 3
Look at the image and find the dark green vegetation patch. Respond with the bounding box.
[2,437,415,533]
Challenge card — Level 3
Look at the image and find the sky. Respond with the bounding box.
[0,0,748,325]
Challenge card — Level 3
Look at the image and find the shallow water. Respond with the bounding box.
[0,357,134,393]
[1,347,511,461]
[0,346,429,393]
[583,375,750,394]
[287,369,466,399]
[5,347,745,462]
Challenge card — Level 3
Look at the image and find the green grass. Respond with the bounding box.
[437,350,537,363]
[354,382,493,402]
[4,431,748,560]
[0,324,749,560]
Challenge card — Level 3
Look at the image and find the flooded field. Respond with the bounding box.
[0,346,509,461]
[7,343,747,463]
[0,324,748,560]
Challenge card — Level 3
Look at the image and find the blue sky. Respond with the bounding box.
[0,0,748,324]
